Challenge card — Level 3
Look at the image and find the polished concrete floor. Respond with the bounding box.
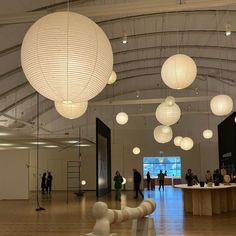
[0,187,236,235]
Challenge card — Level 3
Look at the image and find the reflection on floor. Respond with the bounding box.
[0,187,236,235]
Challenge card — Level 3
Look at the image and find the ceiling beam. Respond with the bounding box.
[116,64,236,76]
[117,71,235,86]
[0,82,29,100]
[0,112,52,133]
[90,96,212,106]
[0,44,21,57]
[0,67,22,81]
[115,55,236,67]
[1,92,36,113]
[0,0,236,25]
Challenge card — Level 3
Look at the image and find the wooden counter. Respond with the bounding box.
[175,183,236,216]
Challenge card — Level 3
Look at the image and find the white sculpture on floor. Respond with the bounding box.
[86,198,156,236]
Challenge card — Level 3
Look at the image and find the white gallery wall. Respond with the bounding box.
[0,114,220,199]
[0,150,29,200]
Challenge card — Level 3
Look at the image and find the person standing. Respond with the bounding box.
[185,169,193,186]
[46,172,53,194]
[113,171,123,201]
[146,171,151,190]
[158,170,165,191]
[205,170,213,183]
[41,172,47,194]
[133,169,144,199]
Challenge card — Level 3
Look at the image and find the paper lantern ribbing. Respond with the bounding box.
[133,147,140,155]
[203,129,213,139]
[153,125,173,144]
[107,71,117,85]
[21,12,113,102]
[161,54,197,89]
[155,101,181,126]
[174,136,183,146]
[55,101,88,119]
[116,112,128,125]
[180,137,194,151]
[210,95,233,116]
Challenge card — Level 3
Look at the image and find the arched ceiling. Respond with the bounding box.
[0,0,235,143]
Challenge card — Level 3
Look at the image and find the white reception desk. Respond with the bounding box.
[175,183,236,216]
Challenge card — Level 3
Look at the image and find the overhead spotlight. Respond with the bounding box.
[225,24,231,36]
[122,33,128,44]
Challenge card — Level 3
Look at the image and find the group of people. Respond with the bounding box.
[41,172,53,194]
[113,169,168,201]
[146,170,167,191]
[113,169,144,201]
[185,167,230,186]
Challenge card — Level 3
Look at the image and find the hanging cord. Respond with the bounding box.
[35,93,45,211]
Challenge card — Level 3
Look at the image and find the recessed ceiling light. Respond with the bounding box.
[30,142,46,145]
[0,132,11,136]
[225,24,232,36]
[15,147,30,149]
[0,143,13,146]
[65,140,79,144]
[44,145,58,148]
[75,144,90,147]
[122,33,128,44]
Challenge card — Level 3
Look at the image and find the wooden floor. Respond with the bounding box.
[0,187,236,235]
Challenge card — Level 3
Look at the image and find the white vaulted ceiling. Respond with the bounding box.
[0,0,236,143]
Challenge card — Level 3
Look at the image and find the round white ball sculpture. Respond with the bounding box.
[21,12,113,102]
[174,136,183,146]
[165,96,175,106]
[133,147,141,155]
[210,95,233,116]
[203,129,213,139]
[107,71,117,85]
[180,137,194,151]
[153,125,173,144]
[116,112,128,125]
[155,101,181,126]
[55,101,88,119]
[161,54,197,89]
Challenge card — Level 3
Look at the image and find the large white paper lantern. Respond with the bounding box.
[107,71,117,84]
[21,12,113,102]
[133,147,141,155]
[174,136,183,146]
[55,101,88,119]
[210,95,233,116]
[180,137,194,151]
[203,129,213,139]
[116,112,128,125]
[155,101,181,126]
[153,125,173,144]
[161,54,197,89]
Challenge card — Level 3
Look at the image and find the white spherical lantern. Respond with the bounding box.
[81,180,87,185]
[21,12,113,102]
[180,137,194,151]
[133,147,141,155]
[203,129,213,139]
[210,95,233,116]
[153,125,173,144]
[174,136,183,146]
[55,101,88,119]
[165,96,175,106]
[116,112,128,125]
[107,71,117,84]
[161,54,197,89]
[155,101,181,126]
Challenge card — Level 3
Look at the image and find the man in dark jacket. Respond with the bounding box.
[133,169,144,199]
